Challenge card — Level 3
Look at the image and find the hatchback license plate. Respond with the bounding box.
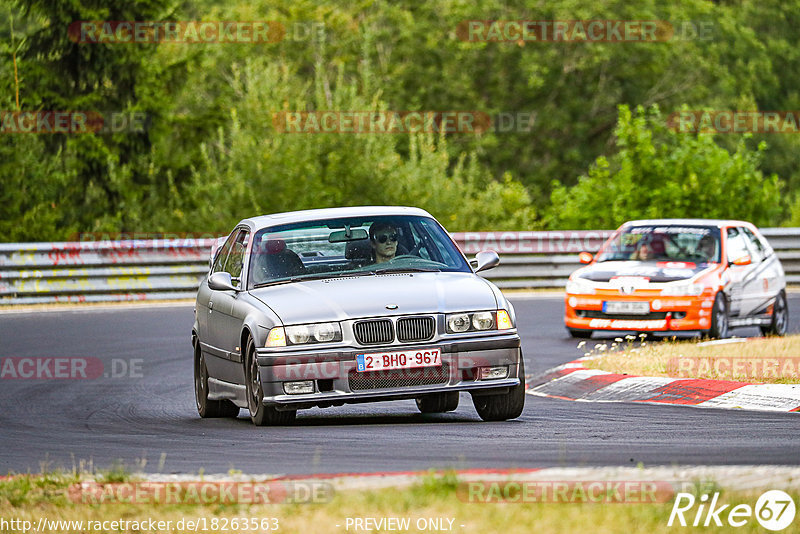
[603,301,650,314]
[356,348,441,372]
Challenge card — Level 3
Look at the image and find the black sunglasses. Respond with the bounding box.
[375,233,398,244]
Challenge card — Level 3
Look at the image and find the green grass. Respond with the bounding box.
[2,472,798,533]
[581,334,800,384]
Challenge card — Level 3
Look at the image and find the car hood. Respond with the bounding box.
[249,272,498,325]
[577,261,717,283]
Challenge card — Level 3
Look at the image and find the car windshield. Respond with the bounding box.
[247,215,471,288]
[596,225,721,263]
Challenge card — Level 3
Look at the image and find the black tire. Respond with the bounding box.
[416,392,459,413]
[472,354,526,422]
[244,338,296,426]
[567,328,592,339]
[761,290,788,337]
[705,292,729,339]
[194,342,239,418]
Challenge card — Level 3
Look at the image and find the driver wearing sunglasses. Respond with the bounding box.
[369,222,399,264]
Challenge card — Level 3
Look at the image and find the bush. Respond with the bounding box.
[547,105,784,229]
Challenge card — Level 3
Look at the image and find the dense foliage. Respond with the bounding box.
[1,0,798,240]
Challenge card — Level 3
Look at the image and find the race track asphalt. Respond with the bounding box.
[1,295,799,475]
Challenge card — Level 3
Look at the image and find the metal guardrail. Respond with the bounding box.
[1,229,799,304]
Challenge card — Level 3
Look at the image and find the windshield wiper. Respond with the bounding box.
[253,271,375,288]
[372,267,441,274]
[252,279,295,289]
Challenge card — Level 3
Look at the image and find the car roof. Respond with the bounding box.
[240,206,434,230]
[620,218,755,229]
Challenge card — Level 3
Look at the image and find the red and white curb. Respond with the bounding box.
[526,359,800,413]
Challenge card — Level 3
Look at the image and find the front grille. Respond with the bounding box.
[576,310,669,320]
[354,319,394,345]
[396,316,435,342]
[349,363,450,391]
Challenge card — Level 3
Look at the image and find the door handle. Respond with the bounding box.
[208,301,213,312]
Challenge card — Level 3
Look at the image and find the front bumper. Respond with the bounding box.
[254,334,521,409]
[565,292,716,332]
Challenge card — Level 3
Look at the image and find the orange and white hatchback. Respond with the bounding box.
[564,219,787,339]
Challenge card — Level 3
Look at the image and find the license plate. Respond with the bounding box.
[356,348,441,372]
[603,301,650,314]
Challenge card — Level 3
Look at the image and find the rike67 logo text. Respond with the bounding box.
[669,490,796,531]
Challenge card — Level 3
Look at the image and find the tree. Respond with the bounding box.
[547,105,783,229]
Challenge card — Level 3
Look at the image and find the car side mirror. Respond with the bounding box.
[208,271,239,291]
[578,251,593,264]
[473,250,500,273]
[731,255,752,266]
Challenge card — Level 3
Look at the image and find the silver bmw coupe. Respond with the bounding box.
[193,206,525,425]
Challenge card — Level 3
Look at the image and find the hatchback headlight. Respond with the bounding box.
[566,278,596,295]
[660,283,705,297]
[446,310,513,333]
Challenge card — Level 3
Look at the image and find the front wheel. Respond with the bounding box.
[705,292,729,339]
[194,343,239,418]
[416,392,459,413]
[244,338,296,426]
[761,290,788,337]
[471,355,526,422]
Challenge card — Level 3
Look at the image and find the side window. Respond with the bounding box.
[223,230,250,286]
[726,228,751,263]
[211,233,237,274]
[741,228,765,263]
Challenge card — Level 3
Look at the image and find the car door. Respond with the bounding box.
[724,227,759,317]
[742,226,780,315]
[211,228,250,374]
[201,231,236,360]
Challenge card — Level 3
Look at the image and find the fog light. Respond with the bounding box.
[479,366,508,380]
[283,381,314,395]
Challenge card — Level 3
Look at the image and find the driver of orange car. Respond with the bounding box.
[631,234,667,261]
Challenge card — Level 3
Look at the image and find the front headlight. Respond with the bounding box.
[566,278,596,295]
[660,283,705,297]
[472,311,495,330]
[446,310,513,333]
[280,322,342,346]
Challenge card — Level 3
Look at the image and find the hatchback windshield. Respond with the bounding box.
[596,225,721,263]
[247,215,471,288]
